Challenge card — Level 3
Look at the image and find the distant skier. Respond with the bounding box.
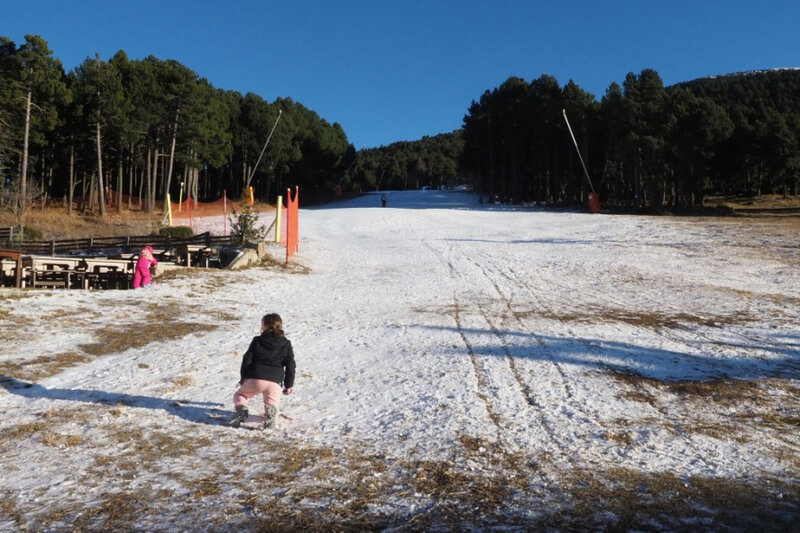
[229,313,296,429]
[381,194,387,207]
[132,245,158,289]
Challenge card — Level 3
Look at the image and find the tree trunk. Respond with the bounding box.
[117,144,123,212]
[194,167,199,202]
[152,147,160,211]
[96,122,107,216]
[145,145,152,212]
[68,139,74,215]
[80,171,87,212]
[19,89,32,224]
[128,143,134,210]
[138,164,144,209]
[88,172,96,213]
[163,104,180,213]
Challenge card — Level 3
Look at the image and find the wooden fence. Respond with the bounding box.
[0,229,235,256]
[0,227,16,242]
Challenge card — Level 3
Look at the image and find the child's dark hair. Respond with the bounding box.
[262,313,284,336]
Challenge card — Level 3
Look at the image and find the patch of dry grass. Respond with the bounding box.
[0,489,24,529]
[0,311,34,341]
[103,427,186,458]
[78,304,216,357]
[609,369,782,408]
[607,369,800,449]
[168,375,194,389]
[5,419,798,531]
[67,491,149,531]
[1,420,49,441]
[260,252,311,274]
[668,378,765,406]
[539,306,752,330]
[551,466,799,531]
[40,432,83,448]
[0,352,89,382]
[191,477,222,498]
[764,412,800,427]
[0,407,91,453]
[1,303,217,383]
[0,291,30,302]
[0,208,160,240]
[154,267,213,282]
[709,193,800,211]
[238,434,799,530]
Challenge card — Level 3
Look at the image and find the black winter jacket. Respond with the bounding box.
[239,333,296,388]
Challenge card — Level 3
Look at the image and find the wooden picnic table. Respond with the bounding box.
[82,257,135,274]
[81,257,135,289]
[177,244,213,267]
[0,250,23,288]
[14,255,136,289]
[22,255,87,289]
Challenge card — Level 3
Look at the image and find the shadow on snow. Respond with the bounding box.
[416,325,800,382]
[0,376,228,426]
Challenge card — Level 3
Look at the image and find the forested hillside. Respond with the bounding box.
[2,33,798,223]
[347,131,464,192]
[0,35,355,223]
[462,69,800,207]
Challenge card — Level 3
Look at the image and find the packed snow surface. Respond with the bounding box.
[1,190,798,530]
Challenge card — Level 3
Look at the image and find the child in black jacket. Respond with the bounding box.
[230,313,296,429]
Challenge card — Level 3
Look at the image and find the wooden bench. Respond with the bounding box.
[30,269,84,289]
[176,244,214,267]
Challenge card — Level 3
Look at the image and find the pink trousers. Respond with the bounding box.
[234,379,282,411]
[132,267,151,288]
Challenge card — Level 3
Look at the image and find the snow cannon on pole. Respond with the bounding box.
[562,109,600,213]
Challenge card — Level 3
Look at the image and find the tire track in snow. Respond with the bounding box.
[458,251,612,464]
[467,254,576,400]
[420,239,504,440]
[499,261,696,422]
[479,257,610,434]
[422,239,567,463]
[451,297,503,437]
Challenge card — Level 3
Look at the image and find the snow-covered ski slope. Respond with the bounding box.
[2,190,799,530]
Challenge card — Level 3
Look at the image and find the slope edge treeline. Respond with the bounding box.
[0,35,356,223]
[460,69,800,207]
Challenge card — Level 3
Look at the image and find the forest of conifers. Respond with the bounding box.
[1,35,798,221]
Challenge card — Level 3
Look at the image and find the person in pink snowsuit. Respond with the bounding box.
[132,245,158,288]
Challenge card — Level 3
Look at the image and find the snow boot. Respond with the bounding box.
[229,405,248,428]
[263,405,277,429]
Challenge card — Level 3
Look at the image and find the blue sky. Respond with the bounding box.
[2,1,798,149]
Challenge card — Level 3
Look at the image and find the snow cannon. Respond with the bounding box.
[587,192,600,213]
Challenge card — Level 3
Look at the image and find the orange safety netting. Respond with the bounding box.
[170,196,241,218]
[39,192,241,215]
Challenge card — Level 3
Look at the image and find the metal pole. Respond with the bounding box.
[246,109,283,190]
[562,109,595,193]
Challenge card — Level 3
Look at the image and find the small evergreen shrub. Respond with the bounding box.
[159,226,194,238]
[22,226,43,240]
[229,205,265,246]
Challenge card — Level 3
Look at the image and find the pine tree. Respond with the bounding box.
[229,204,265,246]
